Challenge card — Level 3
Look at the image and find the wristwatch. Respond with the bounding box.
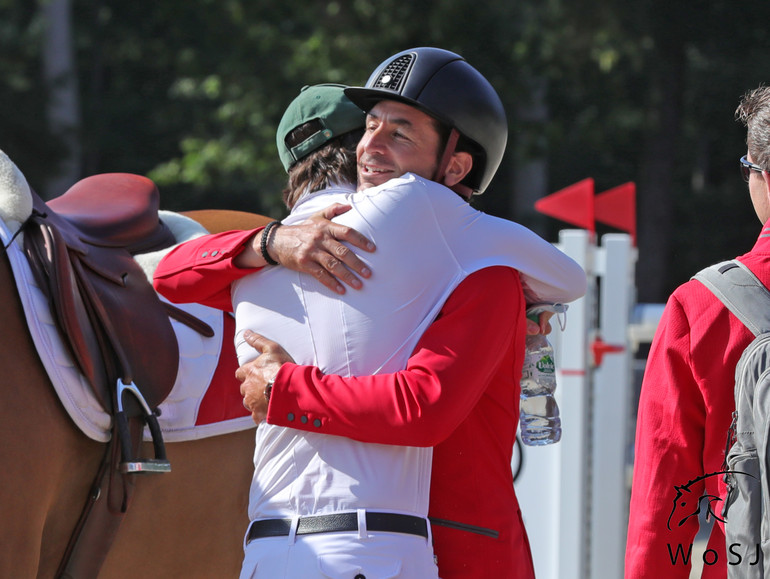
[264,379,274,403]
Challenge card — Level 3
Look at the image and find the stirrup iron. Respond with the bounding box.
[115,378,171,474]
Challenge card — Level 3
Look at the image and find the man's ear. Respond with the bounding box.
[442,152,473,187]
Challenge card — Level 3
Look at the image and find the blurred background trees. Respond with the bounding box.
[4,0,770,302]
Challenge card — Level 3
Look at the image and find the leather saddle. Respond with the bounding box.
[23,173,179,470]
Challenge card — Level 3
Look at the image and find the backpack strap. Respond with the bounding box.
[693,259,770,337]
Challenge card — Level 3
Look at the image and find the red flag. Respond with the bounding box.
[595,182,636,244]
[534,178,595,232]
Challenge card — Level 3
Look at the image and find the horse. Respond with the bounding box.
[0,181,272,577]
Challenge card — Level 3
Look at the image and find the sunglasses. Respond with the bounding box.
[740,155,764,182]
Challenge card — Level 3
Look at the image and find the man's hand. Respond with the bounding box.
[243,203,375,295]
[273,203,376,294]
[526,311,554,335]
[235,330,295,424]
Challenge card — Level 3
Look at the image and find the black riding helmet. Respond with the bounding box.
[344,47,507,195]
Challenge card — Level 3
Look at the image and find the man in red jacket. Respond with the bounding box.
[625,86,770,577]
[234,48,556,578]
[157,49,586,577]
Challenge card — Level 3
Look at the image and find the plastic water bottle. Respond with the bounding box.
[519,304,566,446]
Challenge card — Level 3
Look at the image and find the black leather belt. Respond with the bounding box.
[247,512,429,543]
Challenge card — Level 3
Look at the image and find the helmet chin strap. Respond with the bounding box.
[433,128,472,200]
[451,183,474,200]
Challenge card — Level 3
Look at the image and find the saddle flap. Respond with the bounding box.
[79,243,180,409]
[24,219,109,391]
[23,186,179,412]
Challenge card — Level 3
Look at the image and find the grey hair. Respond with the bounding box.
[736,85,770,170]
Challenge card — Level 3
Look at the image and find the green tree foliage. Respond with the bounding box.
[4,0,770,300]
[0,0,66,191]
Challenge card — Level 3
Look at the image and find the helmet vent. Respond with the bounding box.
[372,54,414,92]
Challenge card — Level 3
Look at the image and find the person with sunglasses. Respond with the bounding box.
[625,86,770,577]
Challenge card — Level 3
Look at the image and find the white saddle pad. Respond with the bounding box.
[0,150,254,442]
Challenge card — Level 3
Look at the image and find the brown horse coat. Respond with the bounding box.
[0,209,270,578]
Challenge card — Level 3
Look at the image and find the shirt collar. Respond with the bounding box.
[292,181,356,212]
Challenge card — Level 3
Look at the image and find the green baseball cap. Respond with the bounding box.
[277,83,366,172]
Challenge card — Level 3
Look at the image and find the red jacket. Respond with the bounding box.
[625,224,770,577]
[154,231,536,578]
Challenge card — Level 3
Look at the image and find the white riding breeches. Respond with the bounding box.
[239,530,439,579]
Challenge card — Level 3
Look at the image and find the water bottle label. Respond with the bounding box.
[535,354,555,374]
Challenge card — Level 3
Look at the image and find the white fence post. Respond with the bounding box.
[516,228,593,579]
[590,233,637,579]
[516,230,643,579]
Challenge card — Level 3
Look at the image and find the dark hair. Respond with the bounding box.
[736,85,770,170]
[431,117,452,162]
[431,116,480,192]
[282,128,362,209]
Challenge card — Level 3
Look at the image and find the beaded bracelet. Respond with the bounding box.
[260,220,281,266]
